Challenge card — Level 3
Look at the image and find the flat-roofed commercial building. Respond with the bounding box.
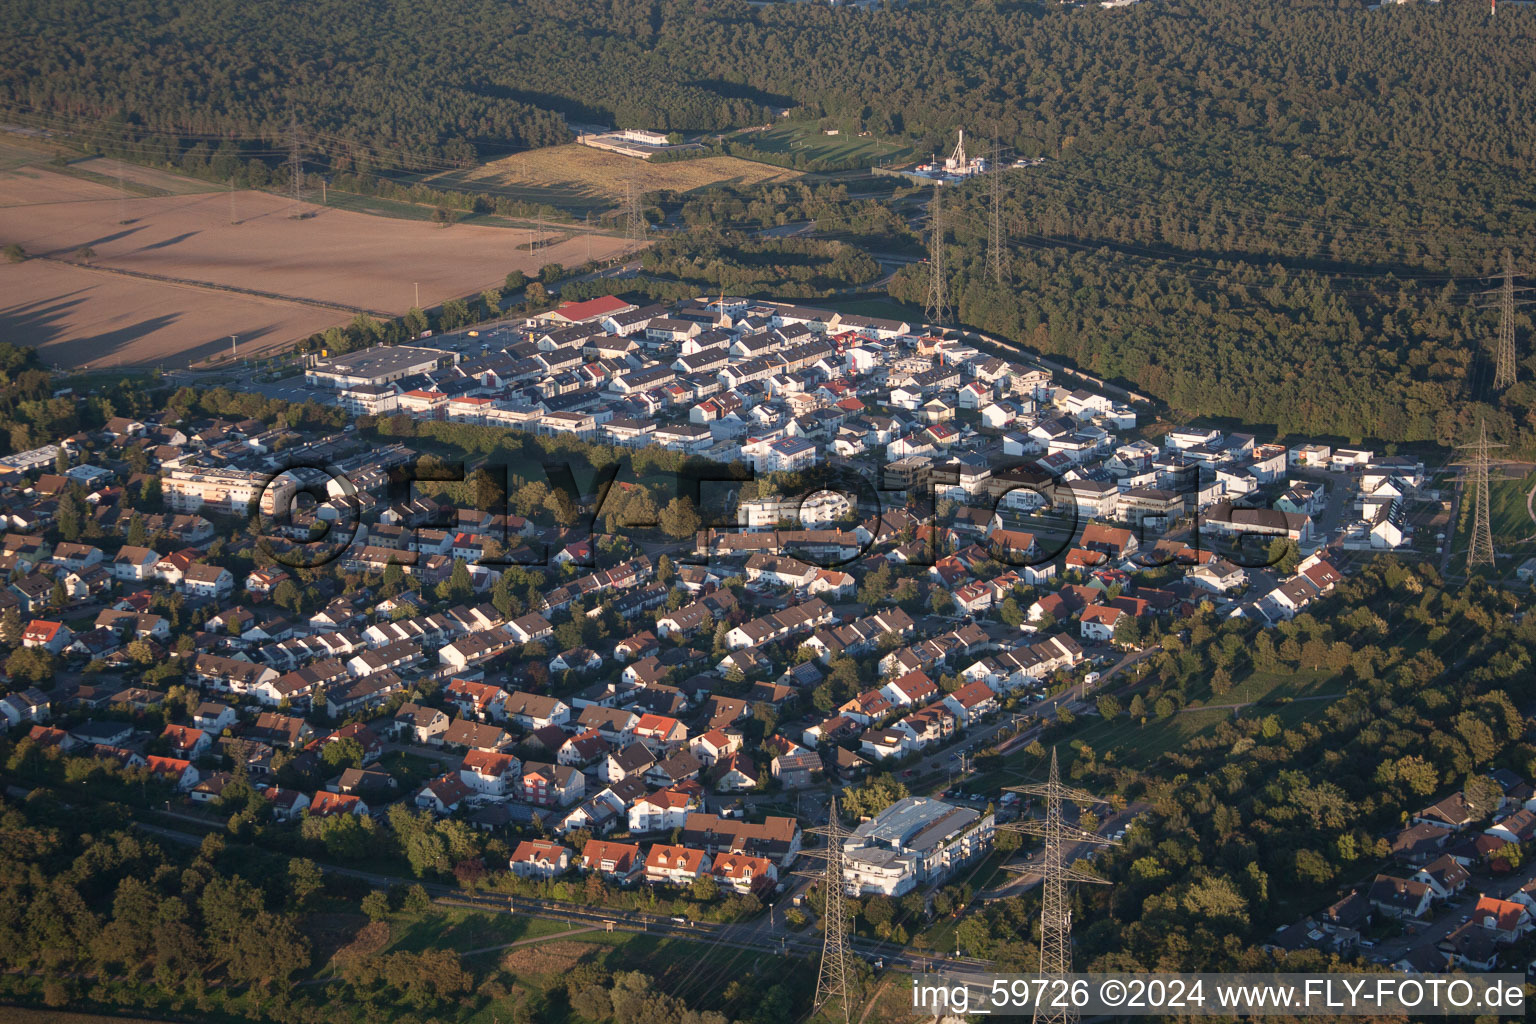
[307,346,457,388]
[842,796,993,896]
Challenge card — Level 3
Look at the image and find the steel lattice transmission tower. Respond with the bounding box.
[1458,419,1504,571]
[622,179,646,244]
[924,182,952,327]
[987,143,1008,287]
[794,794,859,1024]
[1494,248,1519,390]
[998,748,1117,1024]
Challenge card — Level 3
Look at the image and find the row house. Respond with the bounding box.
[680,813,802,867]
[262,628,367,670]
[724,597,835,651]
[440,630,516,671]
[251,658,350,708]
[346,638,423,678]
[364,612,458,649]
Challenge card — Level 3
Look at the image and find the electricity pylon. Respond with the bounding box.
[998,748,1117,1024]
[795,794,858,1024]
[622,179,646,244]
[925,182,952,326]
[1495,248,1518,390]
[987,143,1008,286]
[1458,419,1504,571]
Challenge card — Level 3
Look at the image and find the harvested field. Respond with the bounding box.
[0,162,120,207]
[435,143,800,212]
[69,156,222,196]
[0,164,639,368]
[0,258,338,368]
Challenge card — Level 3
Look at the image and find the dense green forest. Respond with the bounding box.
[640,236,880,297]
[8,0,1535,185]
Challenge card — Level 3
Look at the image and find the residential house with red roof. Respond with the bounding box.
[580,839,644,881]
[953,580,994,614]
[542,294,636,326]
[146,755,200,791]
[633,713,688,754]
[160,723,211,759]
[644,844,711,886]
[557,729,612,767]
[460,750,521,797]
[629,783,702,833]
[837,689,894,726]
[509,839,572,880]
[416,773,474,815]
[1080,523,1138,559]
[444,678,509,722]
[27,725,71,749]
[711,852,777,895]
[21,619,71,653]
[942,681,1000,728]
[309,791,369,817]
[713,752,760,793]
[322,723,383,764]
[880,670,938,708]
[1470,895,1533,944]
[688,728,740,767]
[1079,604,1125,642]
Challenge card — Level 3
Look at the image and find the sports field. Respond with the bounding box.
[728,123,916,168]
[430,143,801,212]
